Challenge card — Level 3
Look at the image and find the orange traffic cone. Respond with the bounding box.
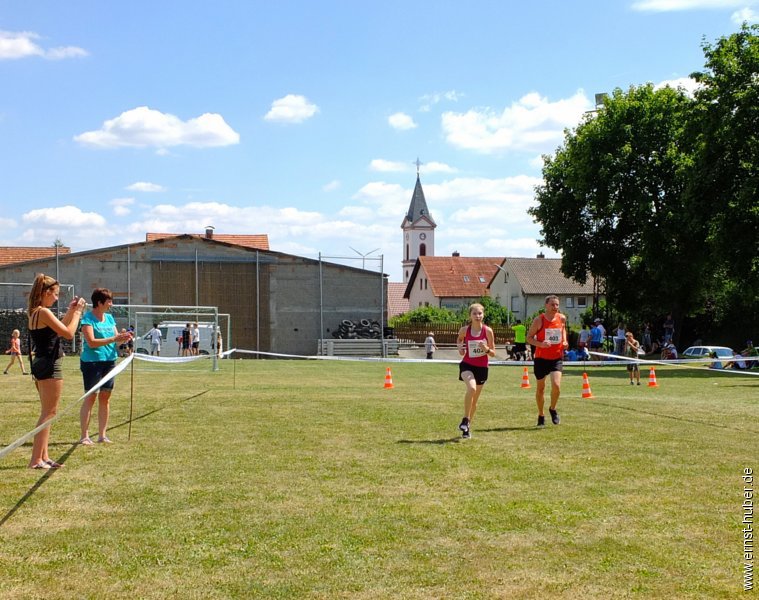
[647,367,659,388]
[520,366,531,389]
[581,372,594,398]
[384,367,394,389]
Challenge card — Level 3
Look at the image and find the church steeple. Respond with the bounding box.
[401,166,436,283]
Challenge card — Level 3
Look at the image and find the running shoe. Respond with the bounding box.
[549,408,560,425]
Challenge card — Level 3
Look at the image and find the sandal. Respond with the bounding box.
[29,462,51,470]
[45,460,64,469]
[97,436,113,444]
[80,436,94,446]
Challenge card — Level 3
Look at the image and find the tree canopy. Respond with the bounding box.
[530,25,758,345]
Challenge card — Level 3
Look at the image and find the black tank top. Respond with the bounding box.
[29,308,62,360]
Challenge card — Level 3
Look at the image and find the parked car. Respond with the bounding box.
[682,345,736,368]
[682,346,734,359]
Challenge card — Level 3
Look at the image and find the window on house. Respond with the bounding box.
[577,296,587,307]
[479,276,486,283]
[566,297,574,308]
[419,243,426,256]
[406,244,409,261]
[420,280,423,290]
[424,279,428,290]
[463,275,470,282]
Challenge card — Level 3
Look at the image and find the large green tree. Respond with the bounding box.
[530,84,701,321]
[530,26,758,342]
[689,24,759,324]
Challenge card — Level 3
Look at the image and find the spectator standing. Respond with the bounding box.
[27,273,86,469]
[191,323,200,356]
[181,323,191,356]
[145,323,162,356]
[624,331,641,385]
[589,319,604,359]
[512,320,527,361]
[424,332,437,360]
[79,288,132,445]
[663,314,675,344]
[577,323,591,353]
[642,323,652,353]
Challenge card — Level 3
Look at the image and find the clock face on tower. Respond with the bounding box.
[419,233,426,240]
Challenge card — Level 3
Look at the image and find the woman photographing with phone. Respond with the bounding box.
[27,274,86,469]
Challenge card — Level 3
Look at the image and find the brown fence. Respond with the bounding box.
[392,322,516,344]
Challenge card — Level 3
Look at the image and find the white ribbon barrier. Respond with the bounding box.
[0,354,135,462]
[589,351,759,376]
[132,353,214,364]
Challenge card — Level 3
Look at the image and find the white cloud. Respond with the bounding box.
[323,180,341,192]
[110,197,135,217]
[654,76,701,95]
[442,90,592,154]
[264,94,319,123]
[529,155,545,170]
[74,106,240,149]
[370,159,410,172]
[0,217,17,228]
[388,112,417,130]
[0,30,88,60]
[632,0,748,10]
[126,181,166,193]
[23,206,106,228]
[423,161,457,174]
[419,90,464,112]
[19,206,112,248]
[732,7,759,23]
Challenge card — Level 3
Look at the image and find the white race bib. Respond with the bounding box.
[544,328,561,345]
[467,339,486,357]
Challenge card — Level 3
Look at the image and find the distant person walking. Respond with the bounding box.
[191,323,200,355]
[589,319,604,359]
[527,295,568,427]
[456,303,496,439]
[624,331,641,385]
[27,273,86,469]
[663,314,675,344]
[181,323,191,356]
[145,323,162,356]
[424,332,437,359]
[79,288,132,445]
[3,329,28,375]
[512,320,527,361]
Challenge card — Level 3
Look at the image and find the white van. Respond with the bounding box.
[136,322,217,357]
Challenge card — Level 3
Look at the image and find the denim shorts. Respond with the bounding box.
[80,360,116,393]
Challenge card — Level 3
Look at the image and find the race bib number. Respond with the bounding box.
[468,339,486,357]
[544,328,561,345]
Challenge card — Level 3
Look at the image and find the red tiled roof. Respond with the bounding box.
[146,233,269,250]
[411,256,504,298]
[0,246,71,267]
[387,282,410,317]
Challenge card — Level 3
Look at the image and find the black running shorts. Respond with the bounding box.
[533,358,563,380]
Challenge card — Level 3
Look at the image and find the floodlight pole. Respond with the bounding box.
[493,263,511,326]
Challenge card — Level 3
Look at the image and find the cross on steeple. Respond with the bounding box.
[414,157,423,175]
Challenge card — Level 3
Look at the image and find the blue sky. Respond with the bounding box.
[1,0,756,281]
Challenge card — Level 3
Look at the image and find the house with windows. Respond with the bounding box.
[404,254,504,310]
[488,255,599,324]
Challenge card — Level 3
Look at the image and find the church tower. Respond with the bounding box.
[401,164,436,283]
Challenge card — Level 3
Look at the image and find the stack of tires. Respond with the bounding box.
[332,319,383,339]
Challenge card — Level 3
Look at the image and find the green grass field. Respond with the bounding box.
[0,357,756,599]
